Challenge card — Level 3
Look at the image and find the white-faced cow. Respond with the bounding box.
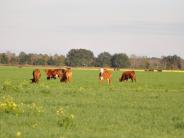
[99,68,112,84]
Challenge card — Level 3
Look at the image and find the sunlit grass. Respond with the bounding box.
[0,66,184,138]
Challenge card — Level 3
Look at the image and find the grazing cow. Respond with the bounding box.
[45,69,55,80]
[31,69,41,83]
[99,68,112,84]
[45,69,62,80]
[119,71,136,82]
[157,69,162,72]
[60,68,72,83]
[52,69,63,78]
[145,69,154,72]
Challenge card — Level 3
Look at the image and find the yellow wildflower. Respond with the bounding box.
[16,131,21,137]
[70,114,74,119]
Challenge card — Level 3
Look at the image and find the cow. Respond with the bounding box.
[119,71,136,82]
[45,69,55,80]
[45,69,62,80]
[60,68,72,83]
[31,69,41,83]
[99,68,112,84]
[157,69,162,72]
[52,69,63,78]
[145,69,154,72]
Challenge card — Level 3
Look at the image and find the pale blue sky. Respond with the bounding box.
[0,0,184,57]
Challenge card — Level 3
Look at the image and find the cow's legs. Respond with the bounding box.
[108,79,112,84]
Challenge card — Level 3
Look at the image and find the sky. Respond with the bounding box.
[0,0,184,58]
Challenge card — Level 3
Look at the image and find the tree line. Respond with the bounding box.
[0,49,183,70]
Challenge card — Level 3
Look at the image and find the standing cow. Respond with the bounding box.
[119,71,136,82]
[99,68,112,84]
[31,69,41,83]
[45,69,55,80]
[45,69,62,80]
[60,68,72,83]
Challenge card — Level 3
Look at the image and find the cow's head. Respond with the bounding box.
[100,68,104,74]
[30,78,36,83]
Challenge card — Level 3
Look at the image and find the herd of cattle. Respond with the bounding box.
[31,68,136,84]
[31,68,72,83]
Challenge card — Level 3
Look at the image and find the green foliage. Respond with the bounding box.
[47,57,56,65]
[0,51,184,69]
[2,80,14,91]
[175,122,184,129]
[0,95,45,116]
[56,107,74,128]
[2,80,29,92]
[0,95,20,114]
[65,49,95,66]
[0,53,8,64]
[144,59,150,69]
[161,55,182,69]
[95,52,112,67]
[33,58,45,65]
[19,51,29,64]
[54,54,65,66]
[0,52,65,66]
[111,53,130,68]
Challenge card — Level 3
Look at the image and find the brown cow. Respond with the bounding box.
[60,68,72,83]
[45,69,62,80]
[99,68,112,84]
[31,69,41,83]
[45,69,55,80]
[119,71,136,82]
[52,69,63,78]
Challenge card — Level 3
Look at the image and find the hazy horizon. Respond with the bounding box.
[0,49,183,59]
[0,0,184,58]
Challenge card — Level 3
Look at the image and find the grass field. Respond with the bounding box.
[0,66,184,138]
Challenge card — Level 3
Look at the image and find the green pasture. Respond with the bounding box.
[0,66,184,138]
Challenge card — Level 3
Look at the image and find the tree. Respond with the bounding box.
[111,53,130,68]
[42,54,49,65]
[27,53,35,65]
[129,54,137,68]
[6,51,17,64]
[53,54,65,66]
[95,52,112,67]
[32,54,45,65]
[0,53,8,64]
[47,57,56,65]
[161,55,182,69]
[65,49,95,67]
[18,52,28,64]
[144,59,150,69]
